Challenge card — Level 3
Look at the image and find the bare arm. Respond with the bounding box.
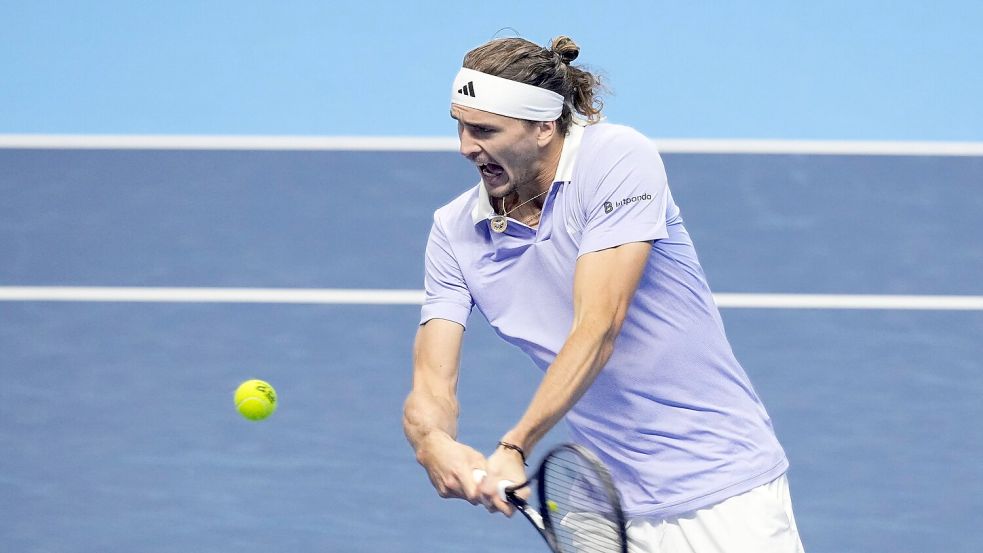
[480,241,651,513]
[403,318,487,503]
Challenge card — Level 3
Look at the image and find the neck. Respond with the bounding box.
[507,133,566,210]
[532,133,565,197]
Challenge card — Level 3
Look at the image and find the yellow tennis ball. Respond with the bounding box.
[234,379,277,421]
[546,499,559,512]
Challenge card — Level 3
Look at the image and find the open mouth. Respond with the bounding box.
[479,163,505,180]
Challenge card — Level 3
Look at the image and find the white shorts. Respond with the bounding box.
[625,474,805,553]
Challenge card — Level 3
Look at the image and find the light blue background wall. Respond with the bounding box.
[2,1,982,140]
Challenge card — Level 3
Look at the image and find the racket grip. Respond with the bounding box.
[497,479,515,501]
[471,469,515,502]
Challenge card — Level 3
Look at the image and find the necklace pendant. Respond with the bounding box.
[490,215,507,233]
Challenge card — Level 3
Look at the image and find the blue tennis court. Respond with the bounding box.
[1,145,982,553]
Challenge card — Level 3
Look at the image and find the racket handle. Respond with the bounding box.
[471,469,514,501]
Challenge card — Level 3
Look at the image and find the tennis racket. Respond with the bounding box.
[474,443,628,553]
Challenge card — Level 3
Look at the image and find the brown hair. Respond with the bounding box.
[462,35,604,133]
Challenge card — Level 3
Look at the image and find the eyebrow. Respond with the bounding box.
[451,115,499,130]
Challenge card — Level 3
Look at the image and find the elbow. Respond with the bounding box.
[600,304,630,344]
[571,310,625,367]
[596,306,631,360]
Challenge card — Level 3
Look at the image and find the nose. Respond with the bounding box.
[459,132,480,160]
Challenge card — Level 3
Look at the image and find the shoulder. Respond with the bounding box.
[572,123,665,191]
[581,122,659,157]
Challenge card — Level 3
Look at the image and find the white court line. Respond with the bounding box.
[0,135,460,152]
[1,287,982,310]
[713,293,983,311]
[2,134,983,156]
[0,287,425,305]
[653,138,983,156]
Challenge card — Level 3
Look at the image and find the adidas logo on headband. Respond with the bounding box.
[451,68,563,121]
[457,81,476,97]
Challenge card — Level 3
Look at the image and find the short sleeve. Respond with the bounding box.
[577,127,670,256]
[420,212,474,327]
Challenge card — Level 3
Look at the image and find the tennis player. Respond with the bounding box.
[403,35,805,552]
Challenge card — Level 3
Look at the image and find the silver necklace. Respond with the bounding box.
[490,189,550,233]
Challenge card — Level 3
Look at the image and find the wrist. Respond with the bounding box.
[496,440,528,466]
[415,431,454,464]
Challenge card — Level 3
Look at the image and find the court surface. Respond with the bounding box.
[1,145,981,552]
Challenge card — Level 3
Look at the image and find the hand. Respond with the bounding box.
[476,444,528,516]
[416,433,488,505]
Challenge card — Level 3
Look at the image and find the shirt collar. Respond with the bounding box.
[471,121,586,226]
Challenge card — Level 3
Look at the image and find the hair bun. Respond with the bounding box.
[550,35,580,64]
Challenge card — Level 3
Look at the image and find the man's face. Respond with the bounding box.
[451,104,543,199]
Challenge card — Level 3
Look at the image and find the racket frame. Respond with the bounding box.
[508,443,629,553]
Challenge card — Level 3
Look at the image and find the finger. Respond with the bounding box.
[477,479,516,516]
[474,472,502,511]
[469,468,489,506]
[492,494,515,516]
[435,470,480,503]
[496,479,515,502]
[481,485,515,516]
[428,472,452,499]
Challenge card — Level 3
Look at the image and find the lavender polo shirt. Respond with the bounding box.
[421,122,788,518]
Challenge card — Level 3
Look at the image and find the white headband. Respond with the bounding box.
[451,67,564,121]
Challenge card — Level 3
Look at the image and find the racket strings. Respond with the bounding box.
[540,451,625,553]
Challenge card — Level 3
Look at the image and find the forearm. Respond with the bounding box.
[405,318,466,456]
[502,317,618,452]
[404,319,488,502]
[403,388,459,457]
[501,242,650,454]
